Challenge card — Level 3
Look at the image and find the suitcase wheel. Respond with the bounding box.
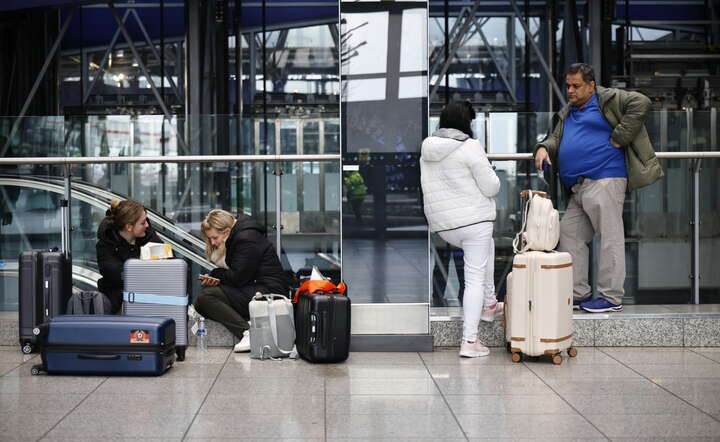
[567,347,578,358]
[511,352,522,363]
[30,365,42,376]
[552,354,563,365]
[21,343,34,354]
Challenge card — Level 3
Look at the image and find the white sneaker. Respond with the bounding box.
[459,340,490,358]
[233,330,250,353]
[480,302,503,322]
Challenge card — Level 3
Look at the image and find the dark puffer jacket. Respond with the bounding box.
[209,213,289,319]
[96,213,162,312]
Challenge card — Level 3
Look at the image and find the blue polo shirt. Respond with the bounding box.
[558,93,627,189]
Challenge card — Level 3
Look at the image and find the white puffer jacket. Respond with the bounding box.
[420,128,500,232]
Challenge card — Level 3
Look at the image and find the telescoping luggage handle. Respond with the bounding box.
[253,293,297,360]
[123,292,189,306]
[293,280,347,303]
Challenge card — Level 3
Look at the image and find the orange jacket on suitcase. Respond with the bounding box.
[505,251,576,364]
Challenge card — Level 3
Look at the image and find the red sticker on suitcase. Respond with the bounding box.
[130,329,150,344]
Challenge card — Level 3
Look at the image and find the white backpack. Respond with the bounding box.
[512,190,560,253]
[249,293,297,360]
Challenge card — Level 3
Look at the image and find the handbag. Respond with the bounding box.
[512,190,560,253]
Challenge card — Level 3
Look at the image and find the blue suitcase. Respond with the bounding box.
[31,315,176,376]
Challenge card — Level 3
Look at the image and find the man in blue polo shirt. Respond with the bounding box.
[534,63,664,313]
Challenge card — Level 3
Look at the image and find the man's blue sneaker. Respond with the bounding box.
[573,298,589,310]
[580,297,623,313]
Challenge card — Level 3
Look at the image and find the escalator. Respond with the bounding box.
[0,175,213,309]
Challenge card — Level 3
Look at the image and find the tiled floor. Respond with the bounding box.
[2,346,720,441]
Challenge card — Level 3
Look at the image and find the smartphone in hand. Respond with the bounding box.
[198,274,220,284]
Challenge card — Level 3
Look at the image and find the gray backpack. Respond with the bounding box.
[249,293,296,360]
[66,289,113,315]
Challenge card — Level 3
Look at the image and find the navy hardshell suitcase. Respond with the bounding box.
[31,315,176,376]
[295,293,351,363]
[19,250,71,354]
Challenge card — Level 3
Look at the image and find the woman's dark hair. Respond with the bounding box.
[108,199,146,230]
[439,100,476,138]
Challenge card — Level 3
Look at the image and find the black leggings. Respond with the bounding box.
[194,286,250,339]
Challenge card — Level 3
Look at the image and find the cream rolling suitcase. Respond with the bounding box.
[505,251,577,364]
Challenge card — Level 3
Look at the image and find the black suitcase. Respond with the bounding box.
[19,250,71,354]
[31,315,175,376]
[295,292,351,363]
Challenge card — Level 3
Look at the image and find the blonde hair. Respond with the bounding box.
[201,209,236,262]
[108,199,146,230]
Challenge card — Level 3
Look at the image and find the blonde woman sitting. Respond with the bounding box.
[194,210,289,352]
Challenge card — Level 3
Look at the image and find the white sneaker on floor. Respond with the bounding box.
[233,330,250,353]
[459,340,490,358]
[480,302,503,322]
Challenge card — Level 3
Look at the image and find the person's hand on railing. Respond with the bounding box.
[534,147,552,170]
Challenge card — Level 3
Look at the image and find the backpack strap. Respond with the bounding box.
[91,292,105,315]
[256,293,297,359]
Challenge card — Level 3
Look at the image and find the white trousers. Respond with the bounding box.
[439,222,495,342]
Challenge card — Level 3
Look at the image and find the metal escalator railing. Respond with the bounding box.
[0,175,213,272]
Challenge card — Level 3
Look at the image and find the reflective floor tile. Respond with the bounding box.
[0,374,105,395]
[526,363,641,380]
[343,352,424,365]
[0,351,39,364]
[584,414,720,438]
[652,378,720,396]
[0,363,20,376]
[74,393,206,416]
[628,363,720,378]
[561,392,698,415]
[186,413,324,439]
[160,363,224,379]
[445,394,576,415]
[426,364,535,380]
[0,412,67,441]
[210,377,324,396]
[94,377,213,397]
[457,414,604,439]
[600,348,715,365]
[219,359,326,379]
[547,348,621,365]
[42,438,181,442]
[200,394,324,415]
[181,348,232,365]
[690,348,720,363]
[434,376,553,395]
[325,378,440,395]
[44,412,195,439]
[325,394,450,415]
[0,393,85,414]
[542,378,665,396]
[326,413,465,439]
[322,364,431,379]
[421,349,514,366]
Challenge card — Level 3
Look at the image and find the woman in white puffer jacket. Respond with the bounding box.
[421,100,501,358]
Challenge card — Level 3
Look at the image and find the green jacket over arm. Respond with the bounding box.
[533,86,664,191]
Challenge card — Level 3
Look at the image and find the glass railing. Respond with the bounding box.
[1,111,719,311]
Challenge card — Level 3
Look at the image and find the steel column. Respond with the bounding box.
[1,8,77,157]
[510,0,566,107]
[108,2,189,153]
